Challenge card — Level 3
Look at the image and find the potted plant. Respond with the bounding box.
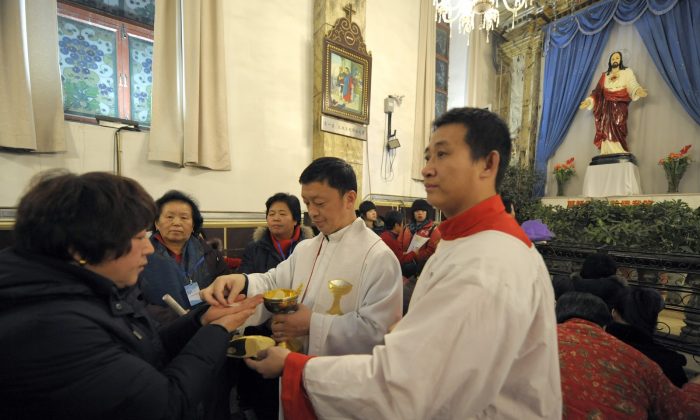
[552,157,576,196]
[658,145,692,193]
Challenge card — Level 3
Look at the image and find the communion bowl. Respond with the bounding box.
[328,279,352,294]
[263,288,299,314]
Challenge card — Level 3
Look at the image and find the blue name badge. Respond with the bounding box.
[184,282,203,307]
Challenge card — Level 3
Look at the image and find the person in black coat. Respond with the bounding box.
[238,193,314,275]
[564,253,629,309]
[608,287,689,387]
[236,192,313,420]
[0,171,261,420]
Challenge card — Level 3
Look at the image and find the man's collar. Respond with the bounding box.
[325,217,361,242]
[438,195,531,247]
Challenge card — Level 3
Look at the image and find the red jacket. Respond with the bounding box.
[399,220,441,264]
[379,230,417,265]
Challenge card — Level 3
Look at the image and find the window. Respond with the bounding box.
[57,1,154,126]
[435,22,449,118]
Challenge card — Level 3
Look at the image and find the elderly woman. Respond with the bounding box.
[140,190,231,317]
[239,192,314,275]
[0,171,261,419]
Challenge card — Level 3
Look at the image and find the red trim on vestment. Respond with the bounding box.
[437,195,532,247]
[281,352,317,420]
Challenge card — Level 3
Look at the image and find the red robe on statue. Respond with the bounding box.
[591,72,632,151]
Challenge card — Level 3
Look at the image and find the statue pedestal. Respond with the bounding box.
[582,154,642,197]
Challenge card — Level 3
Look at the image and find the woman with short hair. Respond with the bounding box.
[0,171,261,419]
[139,190,232,321]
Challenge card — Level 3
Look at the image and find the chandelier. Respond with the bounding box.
[434,0,533,43]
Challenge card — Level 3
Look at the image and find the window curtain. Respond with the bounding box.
[149,0,230,170]
[411,0,436,181]
[0,0,65,152]
[534,0,688,195]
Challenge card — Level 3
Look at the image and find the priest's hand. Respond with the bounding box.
[271,304,312,342]
[200,274,247,306]
[579,97,593,109]
[637,87,648,98]
[245,346,291,378]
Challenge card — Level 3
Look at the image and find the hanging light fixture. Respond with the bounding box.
[434,0,533,43]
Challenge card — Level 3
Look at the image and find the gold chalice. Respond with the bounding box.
[327,279,352,315]
[263,288,301,351]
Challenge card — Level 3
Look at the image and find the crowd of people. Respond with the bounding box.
[1,107,699,419]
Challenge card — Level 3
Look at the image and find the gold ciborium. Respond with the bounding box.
[263,288,301,351]
[327,279,352,315]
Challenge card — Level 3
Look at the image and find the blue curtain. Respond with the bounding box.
[533,0,689,195]
[534,1,615,195]
[635,0,700,125]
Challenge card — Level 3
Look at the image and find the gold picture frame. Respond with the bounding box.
[322,39,371,125]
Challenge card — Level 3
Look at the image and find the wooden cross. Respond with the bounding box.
[343,3,356,21]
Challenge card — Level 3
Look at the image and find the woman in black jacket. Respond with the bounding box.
[238,192,314,275]
[0,171,261,420]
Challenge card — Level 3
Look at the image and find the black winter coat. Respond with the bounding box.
[0,248,231,420]
[606,322,688,388]
[238,226,314,274]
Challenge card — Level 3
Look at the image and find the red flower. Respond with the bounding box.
[565,157,575,166]
[680,144,692,155]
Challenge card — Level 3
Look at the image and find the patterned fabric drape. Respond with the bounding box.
[0,0,65,152]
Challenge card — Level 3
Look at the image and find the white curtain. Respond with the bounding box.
[0,0,65,152]
[549,23,700,195]
[411,0,436,180]
[149,0,230,170]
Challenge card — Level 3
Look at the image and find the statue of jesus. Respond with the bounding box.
[579,51,648,155]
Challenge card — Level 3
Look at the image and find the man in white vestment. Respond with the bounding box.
[201,157,402,357]
[242,107,562,419]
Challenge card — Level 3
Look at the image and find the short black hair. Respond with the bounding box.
[383,210,404,230]
[580,253,617,279]
[556,292,612,327]
[502,196,513,214]
[298,157,357,195]
[14,171,156,264]
[154,190,204,234]
[265,193,302,224]
[432,107,512,189]
[613,288,664,335]
[551,274,575,300]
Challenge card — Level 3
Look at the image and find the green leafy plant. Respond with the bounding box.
[529,200,700,254]
[499,164,545,222]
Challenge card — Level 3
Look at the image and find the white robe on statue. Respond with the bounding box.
[246,217,403,356]
[282,196,561,419]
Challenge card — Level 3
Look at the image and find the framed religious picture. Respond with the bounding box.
[322,39,372,125]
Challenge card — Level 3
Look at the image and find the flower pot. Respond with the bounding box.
[556,179,565,197]
[667,177,680,193]
[663,162,687,193]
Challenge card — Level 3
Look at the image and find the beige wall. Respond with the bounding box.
[0,0,494,210]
